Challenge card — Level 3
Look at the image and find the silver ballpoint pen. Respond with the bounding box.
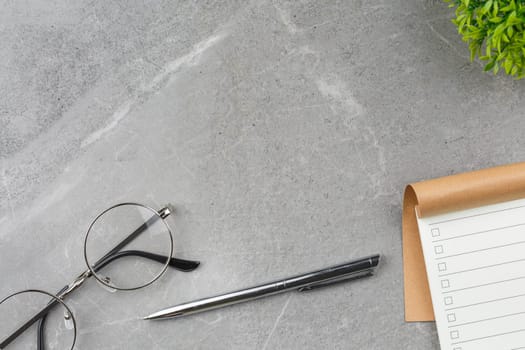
[144,254,380,320]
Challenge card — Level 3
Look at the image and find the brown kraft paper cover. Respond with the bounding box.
[403,162,525,321]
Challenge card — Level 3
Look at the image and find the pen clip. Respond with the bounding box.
[297,268,375,292]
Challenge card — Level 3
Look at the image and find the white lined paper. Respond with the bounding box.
[417,198,525,350]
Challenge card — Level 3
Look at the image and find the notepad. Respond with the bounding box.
[417,197,525,350]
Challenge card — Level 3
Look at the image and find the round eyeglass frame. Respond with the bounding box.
[0,289,78,350]
[82,202,174,291]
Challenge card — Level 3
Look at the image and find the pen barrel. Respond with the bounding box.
[164,281,289,317]
[150,254,380,319]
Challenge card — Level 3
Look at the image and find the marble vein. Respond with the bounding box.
[261,295,292,350]
[149,31,228,89]
[315,78,364,119]
[426,21,478,65]
[81,101,133,148]
[81,31,228,149]
[274,4,300,34]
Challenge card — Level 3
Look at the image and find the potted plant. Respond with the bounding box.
[446,0,525,78]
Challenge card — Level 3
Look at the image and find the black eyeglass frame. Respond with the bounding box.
[0,202,200,350]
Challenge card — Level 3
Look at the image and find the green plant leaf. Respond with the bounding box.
[485,60,496,71]
[489,17,503,23]
[445,0,525,78]
[504,58,513,73]
[482,0,493,14]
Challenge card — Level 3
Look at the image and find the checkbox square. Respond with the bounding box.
[434,245,444,254]
[438,262,447,272]
[441,279,450,288]
[444,296,453,305]
[431,228,441,237]
[450,330,459,339]
[447,313,456,322]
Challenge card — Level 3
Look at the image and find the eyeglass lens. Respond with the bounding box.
[84,203,173,290]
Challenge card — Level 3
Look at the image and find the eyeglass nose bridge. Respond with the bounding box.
[57,270,92,299]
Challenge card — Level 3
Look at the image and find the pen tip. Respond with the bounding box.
[143,309,177,320]
[143,313,159,320]
[143,308,184,320]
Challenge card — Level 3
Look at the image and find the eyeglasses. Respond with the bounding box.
[0,202,200,350]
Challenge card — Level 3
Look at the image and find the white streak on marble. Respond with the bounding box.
[426,21,479,65]
[64,243,70,259]
[1,171,15,219]
[315,78,364,118]
[196,313,224,326]
[426,22,455,52]
[80,32,226,150]
[367,127,386,175]
[293,45,319,56]
[261,295,292,350]
[38,179,82,211]
[78,317,139,336]
[274,4,300,34]
[81,101,133,148]
[149,32,227,89]
[0,172,84,239]
[169,150,197,179]
[364,126,390,199]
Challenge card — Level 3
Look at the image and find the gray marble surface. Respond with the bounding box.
[1,0,525,349]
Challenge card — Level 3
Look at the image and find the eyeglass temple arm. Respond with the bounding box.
[94,250,200,272]
[37,315,46,350]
